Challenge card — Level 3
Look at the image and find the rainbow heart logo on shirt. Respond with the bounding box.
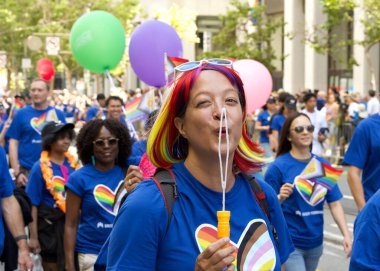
[93,182,123,216]
[195,219,276,271]
[30,109,59,134]
[294,176,327,206]
[51,176,66,199]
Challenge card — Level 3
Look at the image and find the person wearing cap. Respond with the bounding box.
[302,93,328,156]
[85,93,107,121]
[344,107,380,211]
[6,78,66,187]
[26,122,79,271]
[256,96,277,158]
[269,95,297,153]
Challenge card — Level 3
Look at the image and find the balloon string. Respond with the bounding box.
[106,69,116,90]
[218,108,229,211]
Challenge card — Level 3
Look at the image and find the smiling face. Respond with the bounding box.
[174,70,243,160]
[93,126,119,167]
[50,132,72,154]
[107,99,123,120]
[288,115,313,150]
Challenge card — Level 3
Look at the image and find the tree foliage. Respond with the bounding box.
[202,0,283,73]
[0,0,139,91]
[307,0,380,88]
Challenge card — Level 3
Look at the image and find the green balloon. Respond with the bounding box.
[70,11,125,73]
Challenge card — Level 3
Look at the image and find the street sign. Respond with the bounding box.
[27,35,43,51]
[22,58,32,69]
[46,36,60,55]
[0,54,7,68]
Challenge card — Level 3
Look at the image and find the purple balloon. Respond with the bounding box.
[129,20,183,87]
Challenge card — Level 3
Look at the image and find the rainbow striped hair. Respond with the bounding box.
[147,63,266,174]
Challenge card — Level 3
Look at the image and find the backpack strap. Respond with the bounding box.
[244,174,279,248]
[152,169,178,233]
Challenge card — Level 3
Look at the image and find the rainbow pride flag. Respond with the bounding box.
[164,53,188,83]
[124,97,146,123]
[14,99,24,111]
[313,163,343,190]
[296,177,313,199]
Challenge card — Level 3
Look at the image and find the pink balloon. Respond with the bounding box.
[233,59,273,113]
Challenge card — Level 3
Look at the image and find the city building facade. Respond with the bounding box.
[130,0,379,96]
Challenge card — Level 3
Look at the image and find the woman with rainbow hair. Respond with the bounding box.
[265,112,352,271]
[103,59,294,270]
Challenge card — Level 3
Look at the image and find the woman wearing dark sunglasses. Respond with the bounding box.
[265,112,352,271]
[64,119,140,271]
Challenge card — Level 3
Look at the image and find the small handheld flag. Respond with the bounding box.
[164,53,188,84]
[313,163,343,190]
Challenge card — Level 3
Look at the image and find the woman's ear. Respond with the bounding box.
[174,117,187,139]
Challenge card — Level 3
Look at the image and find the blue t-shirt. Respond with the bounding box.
[350,189,380,270]
[6,106,66,169]
[270,114,285,135]
[0,146,15,255]
[63,104,79,119]
[343,114,380,201]
[0,114,10,153]
[86,106,107,121]
[103,162,294,270]
[257,110,271,143]
[127,140,147,166]
[65,164,125,254]
[264,152,343,249]
[26,158,76,208]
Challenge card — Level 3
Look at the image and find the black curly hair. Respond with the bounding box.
[76,119,132,167]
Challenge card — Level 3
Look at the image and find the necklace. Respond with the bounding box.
[40,150,81,213]
[290,150,311,161]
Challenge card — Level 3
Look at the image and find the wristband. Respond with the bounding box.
[14,234,28,242]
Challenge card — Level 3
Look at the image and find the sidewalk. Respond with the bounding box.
[323,207,356,245]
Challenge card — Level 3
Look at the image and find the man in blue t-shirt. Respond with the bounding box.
[350,188,380,270]
[6,78,66,187]
[0,146,32,270]
[343,113,380,210]
[85,93,107,121]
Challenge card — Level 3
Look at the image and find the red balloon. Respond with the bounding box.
[37,58,53,70]
[38,64,55,81]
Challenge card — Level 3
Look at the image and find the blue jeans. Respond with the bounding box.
[261,142,273,158]
[284,245,323,271]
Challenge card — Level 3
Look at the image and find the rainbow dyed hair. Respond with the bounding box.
[147,63,266,174]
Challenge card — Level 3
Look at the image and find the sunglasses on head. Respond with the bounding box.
[93,137,119,147]
[174,58,233,73]
[292,125,315,134]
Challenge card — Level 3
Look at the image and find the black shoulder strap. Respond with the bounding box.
[152,169,178,233]
[244,174,279,248]
[246,175,270,219]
